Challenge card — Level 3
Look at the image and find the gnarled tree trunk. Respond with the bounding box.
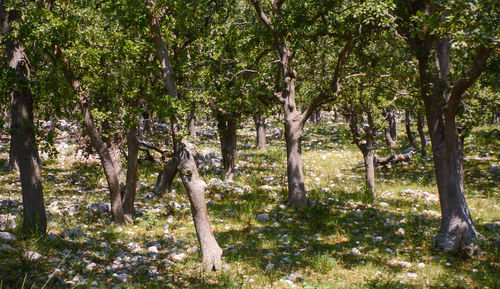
[1,4,47,234]
[362,147,375,196]
[253,114,267,151]
[8,137,18,171]
[57,54,125,225]
[175,139,222,271]
[188,110,197,139]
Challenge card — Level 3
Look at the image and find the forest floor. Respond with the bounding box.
[0,114,499,288]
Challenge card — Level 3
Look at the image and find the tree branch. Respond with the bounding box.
[249,0,273,29]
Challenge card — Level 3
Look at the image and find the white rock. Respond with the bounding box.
[395,228,405,236]
[114,273,128,283]
[0,232,16,242]
[406,272,418,279]
[417,262,425,268]
[86,262,97,271]
[349,248,361,256]
[172,253,186,262]
[148,246,159,254]
[379,202,389,207]
[265,263,275,270]
[24,251,42,261]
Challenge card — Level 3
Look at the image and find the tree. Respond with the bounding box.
[145,0,222,271]
[396,0,499,253]
[1,1,47,234]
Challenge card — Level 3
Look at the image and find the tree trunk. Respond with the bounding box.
[416,112,426,156]
[122,127,139,224]
[405,109,416,148]
[217,114,237,181]
[363,148,375,196]
[57,51,125,225]
[385,126,396,149]
[147,4,222,270]
[285,117,307,208]
[81,101,125,225]
[8,137,18,171]
[412,37,484,254]
[175,139,222,272]
[387,108,397,141]
[2,4,47,235]
[153,157,178,195]
[253,114,267,151]
[188,110,197,139]
[315,109,321,124]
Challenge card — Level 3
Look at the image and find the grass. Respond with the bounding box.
[0,115,498,288]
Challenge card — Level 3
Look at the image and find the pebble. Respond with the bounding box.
[171,253,186,262]
[406,272,418,279]
[148,246,159,254]
[24,251,42,261]
[114,273,128,283]
[265,263,275,270]
[417,262,425,268]
[86,262,97,271]
[349,248,361,256]
[0,232,16,242]
[257,213,270,223]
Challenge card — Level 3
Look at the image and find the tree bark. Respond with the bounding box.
[57,54,125,225]
[8,137,18,170]
[405,108,416,148]
[175,139,222,271]
[147,3,222,270]
[285,116,307,208]
[416,112,426,156]
[1,3,47,234]
[403,14,490,251]
[387,108,397,141]
[153,157,178,195]
[217,113,237,181]
[253,114,267,151]
[363,148,375,196]
[122,127,139,224]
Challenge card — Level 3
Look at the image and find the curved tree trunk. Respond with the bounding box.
[253,114,267,151]
[153,157,178,195]
[147,3,222,270]
[2,4,47,234]
[217,114,237,181]
[81,101,125,225]
[175,139,222,272]
[123,127,139,224]
[387,108,397,141]
[285,117,307,208]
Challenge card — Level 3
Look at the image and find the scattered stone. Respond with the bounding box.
[148,246,159,254]
[265,263,275,270]
[0,244,14,252]
[114,273,128,283]
[0,232,16,242]
[395,228,405,236]
[89,202,109,213]
[417,262,425,268]
[379,202,389,207]
[24,251,42,261]
[385,248,395,254]
[406,273,418,279]
[391,259,411,267]
[400,189,438,202]
[257,213,270,223]
[86,263,97,271]
[485,222,500,232]
[349,248,361,256]
[61,227,84,239]
[171,253,186,262]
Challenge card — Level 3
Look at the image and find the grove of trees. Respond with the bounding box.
[1,0,498,277]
